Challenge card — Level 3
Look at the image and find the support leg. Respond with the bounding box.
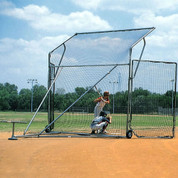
[8,122,18,140]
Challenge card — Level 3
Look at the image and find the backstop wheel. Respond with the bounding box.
[45,125,51,133]
[126,130,132,139]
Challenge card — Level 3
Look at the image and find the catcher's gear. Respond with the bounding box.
[100,111,107,117]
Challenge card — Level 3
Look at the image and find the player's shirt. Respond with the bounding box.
[95,97,110,108]
[91,116,110,124]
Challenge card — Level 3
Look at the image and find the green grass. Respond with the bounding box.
[0,111,48,132]
[0,111,177,134]
[131,115,175,127]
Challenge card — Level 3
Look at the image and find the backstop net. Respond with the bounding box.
[129,60,177,138]
[45,28,155,137]
[48,64,129,136]
[23,27,177,138]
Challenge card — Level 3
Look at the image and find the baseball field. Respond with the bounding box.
[0,112,178,178]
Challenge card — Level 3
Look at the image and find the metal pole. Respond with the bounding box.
[24,68,63,135]
[170,79,174,115]
[113,82,115,114]
[173,63,177,137]
[133,38,146,78]
[127,48,133,133]
[31,81,33,112]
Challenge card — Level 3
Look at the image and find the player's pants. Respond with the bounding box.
[94,106,103,117]
[90,122,107,131]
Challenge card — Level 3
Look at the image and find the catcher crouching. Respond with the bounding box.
[90,111,112,134]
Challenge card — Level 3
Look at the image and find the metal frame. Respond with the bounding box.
[48,43,66,130]
[126,28,156,135]
[126,38,147,134]
[46,27,155,137]
[129,59,177,138]
[77,27,155,35]
[173,63,177,137]
[24,27,178,139]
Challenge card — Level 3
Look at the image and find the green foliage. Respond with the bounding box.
[0,82,177,114]
[18,89,31,110]
[33,85,47,110]
[0,89,10,110]
[0,83,47,111]
[0,83,18,110]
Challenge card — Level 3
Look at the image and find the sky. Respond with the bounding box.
[0,0,178,92]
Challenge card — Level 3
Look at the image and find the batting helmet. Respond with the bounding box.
[104,91,110,96]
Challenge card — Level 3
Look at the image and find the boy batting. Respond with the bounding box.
[94,90,110,117]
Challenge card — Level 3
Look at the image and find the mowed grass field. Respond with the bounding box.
[0,112,48,132]
[0,111,177,136]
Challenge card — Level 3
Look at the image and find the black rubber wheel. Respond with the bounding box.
[45,125,51,133]
[126,130,132,139]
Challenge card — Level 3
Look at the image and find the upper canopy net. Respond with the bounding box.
[50,28,155,67]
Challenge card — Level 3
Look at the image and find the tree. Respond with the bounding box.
[0,82,177,113]
[0,83,18,111]
[9,91,18,111]
[56,88,65,95]
[33,85,47,111]
[114,91,128,113]
[4,83,18,94]
[132,88,151,114]
[18,89,31,111]
[0,88,10,110]
[75,87,86,96]
[54,93,66,111]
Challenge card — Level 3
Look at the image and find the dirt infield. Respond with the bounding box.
[0,131,178,178]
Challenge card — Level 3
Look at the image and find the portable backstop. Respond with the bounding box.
[23,27,177,138]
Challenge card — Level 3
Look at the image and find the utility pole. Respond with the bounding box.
[27,79,38,112]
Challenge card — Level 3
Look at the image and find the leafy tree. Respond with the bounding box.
[54,93,66,111]
[56,88,65,95]
[75,87,86,96]
[9,91,18,111]
[0,83,18,110]
[4,83,18,94]
[0,82,177,114]
[33,85,47,111]
[0,88,10,110]
[18,89,31,111]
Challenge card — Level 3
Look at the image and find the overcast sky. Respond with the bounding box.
[0,0,178,91]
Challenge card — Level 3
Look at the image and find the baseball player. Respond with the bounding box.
[90,111,112,134]
[94,91,110,117]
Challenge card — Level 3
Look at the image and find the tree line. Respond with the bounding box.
[0,83,47,111]
[0,82,177,114]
